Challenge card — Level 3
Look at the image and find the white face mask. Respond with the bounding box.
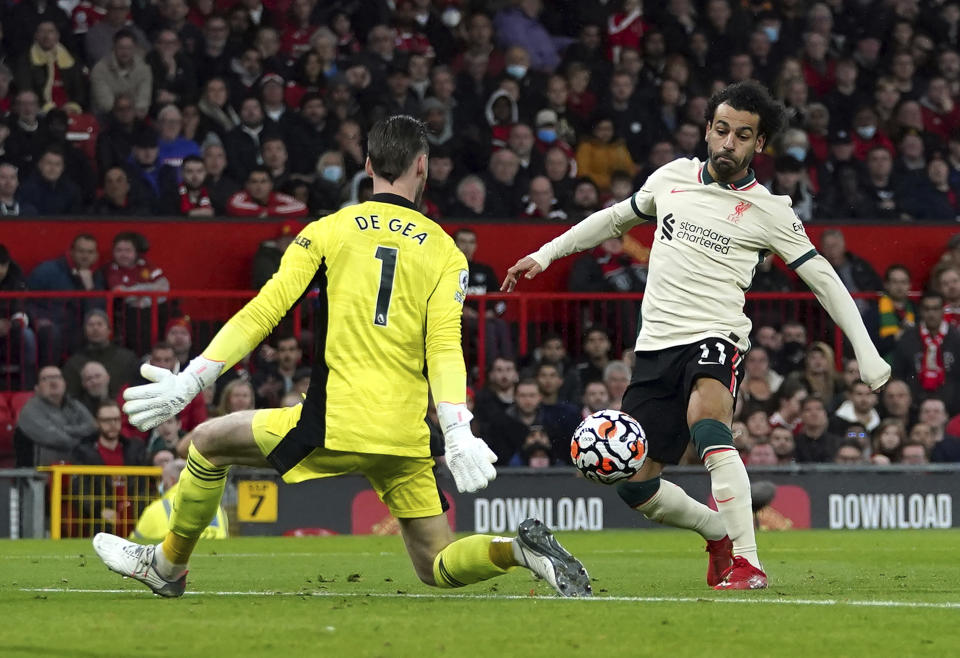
[856,125,877,139]
[506,64,528,79]
[785,146,807,161]
[321,165,343,182]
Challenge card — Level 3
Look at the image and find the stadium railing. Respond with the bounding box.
[0,289,880,390]
[38,465,162,539]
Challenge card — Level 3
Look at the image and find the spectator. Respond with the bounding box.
[892,291,960,413]
[224,97,277,183]
[130,457,228,541]
[880,378,914,427]
[260,135,294,189]
[769,379,808,433]
[485,378,542,465]
[566,178,601,222]
[95,94,139,174]
[518,427,555,468]
[119,341,206,440]
[819,229,882,313]
[61,308,138,397]
[6,90,47,175]
[871,418,907,462]
[940,266,960,327]
[15,365,96,466]
[89,29,152,117]
[785,342,843,409]
[520,175,567,220]
[794,396,842,462]
[568,236,646,296]
[474,356,519,435]
[831,380,881,434]
[602,360,631,410]
[861,145,908,220]
[18,146,81,215]
[201,143,240,215]
[196,77,240,144]
[92,166,151,216]
[252,334,302,407]
[15,21,86,111]
[535,362,581,457]
[250,220,301,290]
[743,407,772,444]
[0,163,37,216]
[146,29,197,107]
[448,175,489,219]
[75,360,111,417]
[495,0,567,73]
[259,72,294,129]
[750,254,794,293]
[508,123,544,180]
[422,146,456,217]
[124,126,177,211]
[834,439,865,464]
[900,440,930,465]
[874,264,915,361]
[102,232,170,352]
[580,380,611,418]
[164,315,193,371]
[85,0,149,67]
[453,228,513,364]
[767,155,814,221]
[146,416,182,459]
[544,146,575,204]
[74,399,146,466]
[163,155,214,217]
[289,93,334,175]
[154,104,201,169]
[738,346,783,409]
[43,108,96,204]
[747,440,778,466]
[481,148,524,218]
[213,379,255,417]
[226,167,308,218]
[915,397,956,459]
[0,243,36,389]
[575,115,635,194]
[768,426,797,465]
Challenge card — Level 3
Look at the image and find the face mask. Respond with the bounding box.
[321,165,343,182]
[528,456,551,468]
[537,128,557,143]
[785,146,807,162]
[506,64,528,79]
[762,26,780,43]
[442,6,461,28]
[856,125,877,139]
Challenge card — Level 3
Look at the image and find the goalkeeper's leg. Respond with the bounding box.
[155,411,268,579]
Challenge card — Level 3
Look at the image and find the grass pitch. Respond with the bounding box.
[2,529,958,657]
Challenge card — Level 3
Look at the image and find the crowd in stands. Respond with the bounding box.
[0,1,958,219]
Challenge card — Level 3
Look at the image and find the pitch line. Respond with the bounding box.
[17,588,960,609]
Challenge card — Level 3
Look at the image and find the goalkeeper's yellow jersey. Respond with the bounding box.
[204,193,468,457]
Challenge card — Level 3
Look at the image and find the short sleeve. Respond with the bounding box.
[767,210,818,269]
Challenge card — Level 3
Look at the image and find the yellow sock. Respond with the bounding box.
[161,443,229,565]
[432,535,513,588]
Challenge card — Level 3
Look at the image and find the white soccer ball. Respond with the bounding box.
[571,409,647,484]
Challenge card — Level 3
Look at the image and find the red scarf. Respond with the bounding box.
[178,184,212,214]
[919,321,948,391]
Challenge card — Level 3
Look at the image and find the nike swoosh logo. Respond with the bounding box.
[716,496,736,503]
[670,187,689,194]
[697,359,723,366]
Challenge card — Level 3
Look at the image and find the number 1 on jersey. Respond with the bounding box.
[374,245,398,326]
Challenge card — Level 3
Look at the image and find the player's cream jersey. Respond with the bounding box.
[630,157,817,352]
[203,192,468,457]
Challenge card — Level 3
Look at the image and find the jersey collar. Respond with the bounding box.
[370,192,419,211]
[698,163,758,191]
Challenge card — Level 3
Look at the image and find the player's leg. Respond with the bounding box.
[688,375,767,589]
[93,410,267,596]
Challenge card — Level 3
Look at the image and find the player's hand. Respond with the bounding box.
[437,402,497,493]
[501,256,543,292]
[123,364,201,431]
[859,355,892,391]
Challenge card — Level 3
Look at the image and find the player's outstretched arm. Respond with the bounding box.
[500,196,651,292]
[795,255,891,390]
[123,224,326,430]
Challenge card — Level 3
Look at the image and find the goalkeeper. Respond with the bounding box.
[92,115,591,598]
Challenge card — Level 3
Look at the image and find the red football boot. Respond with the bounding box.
[713,556,768,590]
[705,535,734,587]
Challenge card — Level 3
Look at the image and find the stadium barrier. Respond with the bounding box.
[0,289,881,390]
[2,465,957,539]
[39,465,162,539]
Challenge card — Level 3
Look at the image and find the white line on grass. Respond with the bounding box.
[17,588,960,609]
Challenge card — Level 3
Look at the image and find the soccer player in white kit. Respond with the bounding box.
[503,81,891,590]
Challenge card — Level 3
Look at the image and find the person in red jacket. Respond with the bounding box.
[225,166,308,218]
[118,341,206,441]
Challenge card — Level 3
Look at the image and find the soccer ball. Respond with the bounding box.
[570,410,647,484]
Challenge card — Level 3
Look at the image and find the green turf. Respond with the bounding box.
[2,530,958,657]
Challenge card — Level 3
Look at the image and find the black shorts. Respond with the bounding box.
[621,338,745,465]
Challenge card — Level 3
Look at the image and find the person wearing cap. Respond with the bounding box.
[259,72,293,128]
[123,125,177,212]
[226,166,308,218]
[164,315,194,371]
[63,309,140,397]
[90,28,153,117]
[18,145,82,215]
[533,108,574,161]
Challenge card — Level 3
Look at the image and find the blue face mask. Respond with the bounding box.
[785,146,807,162]
[321,165,343,182]
[506,64,528,79]
[537,128,557,143]
[762,26,780,43]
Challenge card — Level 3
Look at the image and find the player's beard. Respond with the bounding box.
[708,146,751,182]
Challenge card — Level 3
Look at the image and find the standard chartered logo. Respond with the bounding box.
[661,213,675,240]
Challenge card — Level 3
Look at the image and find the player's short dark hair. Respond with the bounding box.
[884,264,910,280]
[705,80,786,141]
[367,115,429,184]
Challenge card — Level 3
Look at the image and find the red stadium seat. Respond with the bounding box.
[9,392,33,421]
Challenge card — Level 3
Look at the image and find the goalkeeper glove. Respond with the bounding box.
[437,402,497,493]
[123,355,223,431]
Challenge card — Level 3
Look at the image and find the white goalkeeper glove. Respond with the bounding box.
[437,402,497,493]
[123,356,223,431]
[857,353,892,391]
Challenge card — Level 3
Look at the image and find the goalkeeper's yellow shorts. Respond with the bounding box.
[252,405,447,519]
